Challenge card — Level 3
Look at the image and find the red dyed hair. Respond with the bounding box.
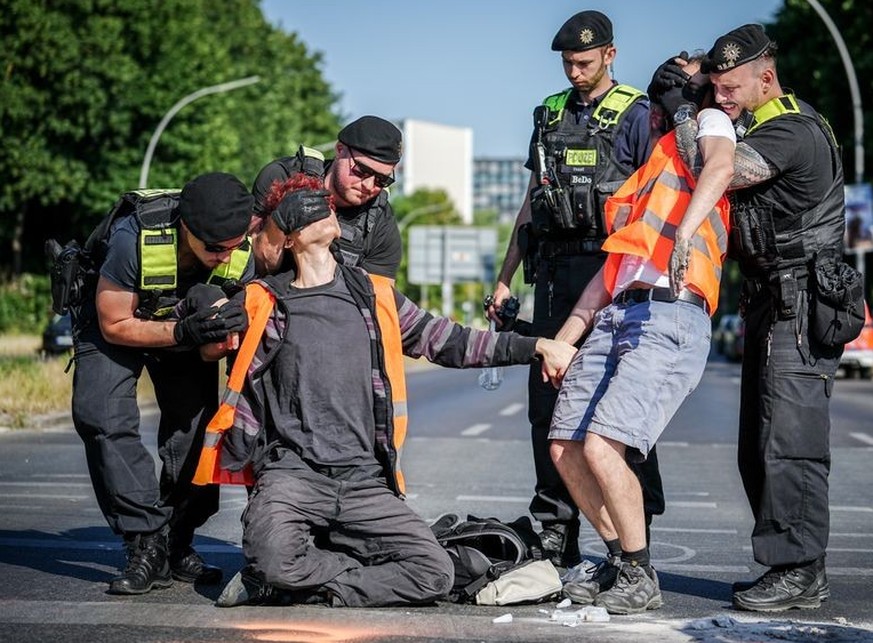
[262,174,335,216]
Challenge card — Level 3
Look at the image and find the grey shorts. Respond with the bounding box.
[549,297,711,461]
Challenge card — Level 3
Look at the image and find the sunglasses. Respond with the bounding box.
[203,237,246,254]
[348,150,395,188]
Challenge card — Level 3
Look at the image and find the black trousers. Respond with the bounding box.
[738,289,840,567]
[71,322,219,541]
[529,254,666,526]
[243,467,454,607]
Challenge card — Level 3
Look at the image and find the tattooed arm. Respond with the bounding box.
[675,118,703,176]
[728,142,778,188]
[676,118,777,189]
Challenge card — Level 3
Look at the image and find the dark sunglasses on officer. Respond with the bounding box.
[347,149,395,188]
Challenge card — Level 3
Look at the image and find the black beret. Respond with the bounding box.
[551,10,613,52]
[179,172,253,244]
[338,115,403,164]
[704,24,773,73]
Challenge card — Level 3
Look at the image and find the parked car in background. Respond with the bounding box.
[713,313,744,361]
[41,313,73,356]
[838,301,873,379]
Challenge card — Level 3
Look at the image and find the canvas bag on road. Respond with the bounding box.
[430,514,562,605]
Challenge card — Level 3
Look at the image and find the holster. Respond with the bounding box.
[46,239,84,316]
[518,223,539,285]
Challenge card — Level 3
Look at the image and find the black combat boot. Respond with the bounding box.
[732,555,829,601]
[108,531,173,595]
[168,531,223,584]
[539,521,582,569]
[732,559,823,612]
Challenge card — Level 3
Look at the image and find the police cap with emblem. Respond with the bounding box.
[704,24,774,73]
[338,115,403,164]
[179,172,253,244]
[551,10,613,52]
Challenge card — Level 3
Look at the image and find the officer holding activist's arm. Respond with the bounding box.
[69,173,255,596]
[486,10,663,568]
[658,24,862,612]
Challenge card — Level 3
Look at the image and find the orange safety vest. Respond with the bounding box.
[601,131,729,315]
[192,274,410,493]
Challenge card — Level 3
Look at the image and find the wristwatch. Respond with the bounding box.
[673,103,698,126]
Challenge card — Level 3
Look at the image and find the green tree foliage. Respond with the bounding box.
[765,0,872,183]
[0,0,341,274]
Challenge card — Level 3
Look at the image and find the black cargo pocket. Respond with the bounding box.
[769,370,831,460]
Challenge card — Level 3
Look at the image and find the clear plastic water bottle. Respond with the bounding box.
[479,319,504,391]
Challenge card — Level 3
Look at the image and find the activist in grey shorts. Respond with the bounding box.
[549,297,711,462]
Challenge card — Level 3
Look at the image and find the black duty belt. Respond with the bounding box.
[613,287,709,315]
[539,238,603,258]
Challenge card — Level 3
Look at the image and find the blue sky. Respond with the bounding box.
[261,0,783,157]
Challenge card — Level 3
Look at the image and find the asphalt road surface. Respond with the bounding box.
[1,355,872,642]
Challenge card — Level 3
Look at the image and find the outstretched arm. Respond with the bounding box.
[554,266,612,346]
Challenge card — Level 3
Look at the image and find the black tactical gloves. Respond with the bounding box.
[646,51,690,103]
[217,296,248,334]
[173,307,228,346]
[174,284,248,345]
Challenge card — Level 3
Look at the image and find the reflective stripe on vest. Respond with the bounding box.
[139,228,177,290]
[747,94,800,135]
[601,131,730,315]
[193,274,409,489]
[192,281,274,486]
[369,274,409,494]
[208,240,252,285]
[542,84,644,129]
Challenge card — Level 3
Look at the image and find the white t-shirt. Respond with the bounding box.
[612,108,735,295]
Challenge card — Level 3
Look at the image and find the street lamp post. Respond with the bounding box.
[138,75,261,189]
[805,0,864,183]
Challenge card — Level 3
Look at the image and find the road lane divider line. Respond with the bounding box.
[0,538,242,552]
[653,527,737,534]
[460,423,492,436]
[831,505,873,512]
[849,432,873,446]
[668,501,718,508]
[0,481,92,487]
[499,403,525,416]
[456,494,528,503]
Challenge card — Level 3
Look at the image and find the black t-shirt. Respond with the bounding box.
[742,113,835,213]
[334,195,402,279]
[263,268,383,476]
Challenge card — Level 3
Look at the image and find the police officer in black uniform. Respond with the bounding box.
[71,173,255,595]
[487,10,664,567]
[251,115,403,279]
[668,24,847,612]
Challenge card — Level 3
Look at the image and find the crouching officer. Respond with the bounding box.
[70,172,255,594]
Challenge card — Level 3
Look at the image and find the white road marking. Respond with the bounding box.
[655,563,749,573]
[0,493,87,500]
[669,501,717,509]
[831,505,873,513]
[0,482,91,487]
[849,432,873,446]
[456,495,529,503]
[653,527,737,534]
[460,423,492,436]
[499,403,525,416]
[659,441,689,447]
